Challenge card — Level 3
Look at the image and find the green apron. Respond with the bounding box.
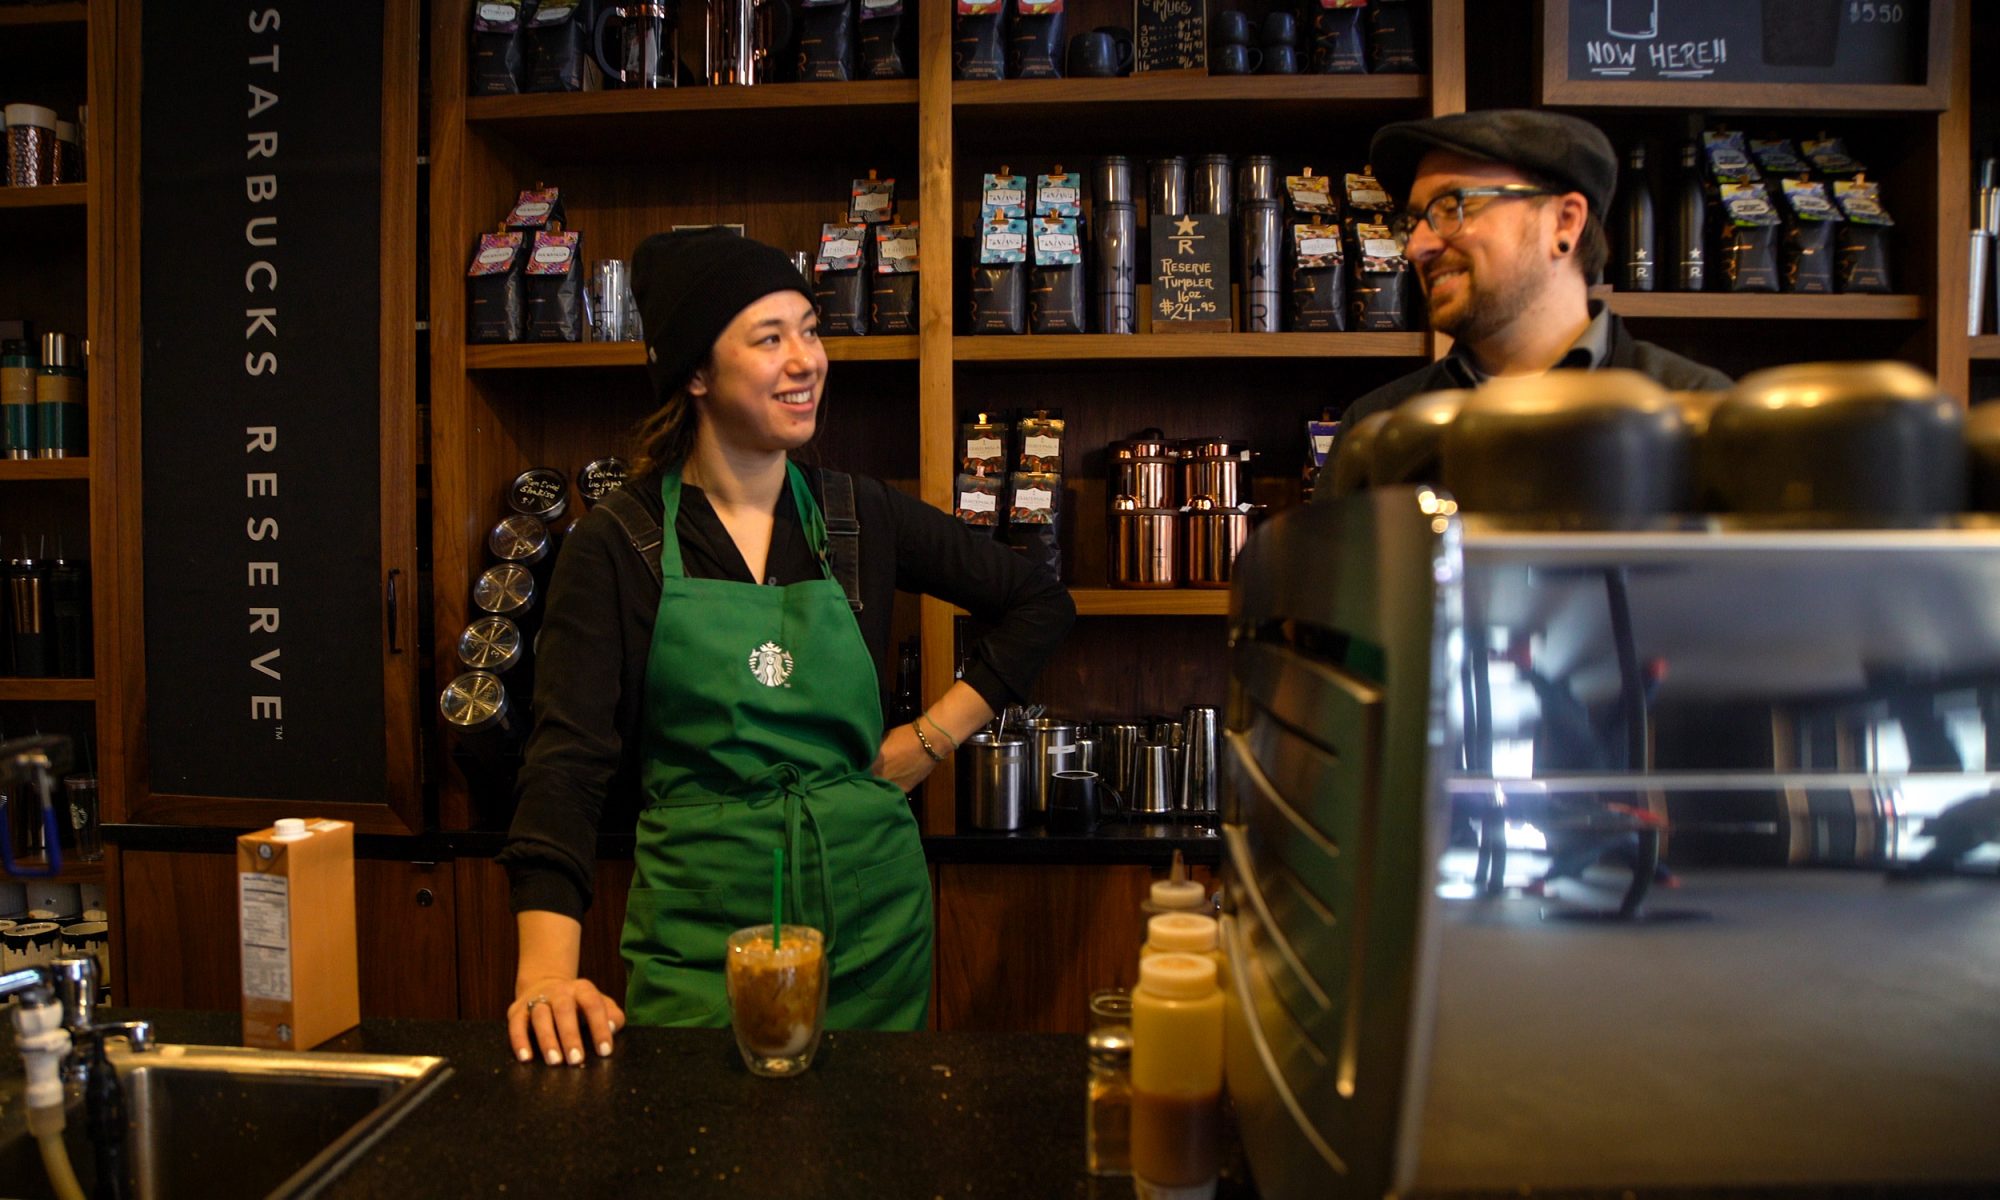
[620,463,932,1030]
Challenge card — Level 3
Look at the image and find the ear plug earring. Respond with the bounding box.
[1558,241,1572,253]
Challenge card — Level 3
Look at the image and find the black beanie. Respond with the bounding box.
[630,228,815,403]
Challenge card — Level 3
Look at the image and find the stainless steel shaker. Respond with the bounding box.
[1177,706,1220,813]
[960,733,1028,831]
[1018,718,1080,819]
[1099,722,1145,796]
[1239,199,1282,332]
[1131,742,1177,814]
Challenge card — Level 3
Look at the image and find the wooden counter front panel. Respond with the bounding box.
[934,863,1215,1034]
[120,851,459,1020]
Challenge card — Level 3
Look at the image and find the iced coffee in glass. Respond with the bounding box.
[724,924,828,1077]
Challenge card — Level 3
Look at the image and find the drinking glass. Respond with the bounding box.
[65,775,101,862]
[725,924,828,1077]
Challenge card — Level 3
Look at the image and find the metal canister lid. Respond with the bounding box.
[508,467,569,522]
[457,614,524,672]
[40,333,74,370]
[487,513,550,565]
[439,671,512,733]
[1178,437,1248,459]
[577,457,630,507]
[472,561,536,615]
[1092,155,1134,207]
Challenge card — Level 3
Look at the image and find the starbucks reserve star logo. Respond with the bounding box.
[749,641,794,688]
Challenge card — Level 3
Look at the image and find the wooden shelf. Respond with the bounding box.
[953,332,1428,364]
[1971,336,2000,361]
[2,855,105,885]
[0,183,87,210]
[952,74,1427,145]
[0,678,95,702]
[465,336,917,369]
[1601,292,1927,321]
[0,458,88,481]
[1070,589,1229,617]
[0,2,87,27]
[464,81,919,158]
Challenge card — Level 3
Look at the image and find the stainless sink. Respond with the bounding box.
[0,1043,450,1200]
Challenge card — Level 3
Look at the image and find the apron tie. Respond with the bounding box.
[740,762,838,953]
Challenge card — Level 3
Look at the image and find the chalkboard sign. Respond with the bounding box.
[1554,0,1927,87]
[1150,214,1231,332]
[1136,0,1207,73]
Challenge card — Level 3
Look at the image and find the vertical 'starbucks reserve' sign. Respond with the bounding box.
[140,3,387,801]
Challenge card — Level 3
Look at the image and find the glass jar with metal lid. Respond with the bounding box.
[487,513,550,567]
[438,670,514,737]
[472,561,536,617]
[508,466,568,523]
[456,614,524,674]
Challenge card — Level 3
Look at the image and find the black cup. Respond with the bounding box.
[1068,30,1132,78]
[1212,9,1253,47]
[1048,770,1123,834]
[1262,11,1298,48]
[1261,44,1299,74]
[1211,43,1262,75]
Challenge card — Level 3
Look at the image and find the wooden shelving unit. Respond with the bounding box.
[1602,293,1929,321]
[1069,590,1230,618]
[1,855,106,886]
[465,336,917,369]
[0,458,90,481]
[0,2,86,26]
[952,332,1428,363]
[0,678,95,702]
[1970,336,2000,361]
[0,183,87,209]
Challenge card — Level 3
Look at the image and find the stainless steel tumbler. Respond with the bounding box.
[1093,202,1139,334]
[1148,157,1187,217]
[1239,199,1282,332]
[1191,154,1233,217]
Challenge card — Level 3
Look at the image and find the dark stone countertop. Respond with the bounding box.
[3,1009,1255,1200]
[104,818,1224,867]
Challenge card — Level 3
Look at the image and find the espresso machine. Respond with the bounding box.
[1220,365,2000,1197]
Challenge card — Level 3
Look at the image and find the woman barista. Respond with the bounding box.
[499,230,1074,1066]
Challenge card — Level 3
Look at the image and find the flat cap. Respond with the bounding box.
[1369,109,1617,217]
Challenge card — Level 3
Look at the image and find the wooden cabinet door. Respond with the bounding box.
[934,862,1216,1033]
[120,850,458,1020]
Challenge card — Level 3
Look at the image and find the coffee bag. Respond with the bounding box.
[871,222,920,334]
[813,222,870,336]
[467,232,528,344]
[525,229,584,341]
[797,0,857,82]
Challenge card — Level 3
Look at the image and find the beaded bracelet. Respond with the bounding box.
[911,722,947,763]
[920,713,960,752]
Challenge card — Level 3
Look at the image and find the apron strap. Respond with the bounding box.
[744,762,840,953]
[817,468,864,613]
[599,486,665,588]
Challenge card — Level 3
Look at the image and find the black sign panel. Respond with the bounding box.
[1150,214,1231,331]
[141,3,387,800]
[1563,0,1925,85]
[1136,0,1207,73]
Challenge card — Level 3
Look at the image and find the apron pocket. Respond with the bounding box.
[846,848,933,1002]
[621,884,726,1026]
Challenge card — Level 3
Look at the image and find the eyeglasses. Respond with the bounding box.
[1394,186,1557,239]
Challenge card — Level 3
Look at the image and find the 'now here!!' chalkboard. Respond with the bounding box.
[1562,0,1925,86]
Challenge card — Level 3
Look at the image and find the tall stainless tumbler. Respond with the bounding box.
[1239,199,1282,332]
[1093,202,1139,334]
[1178,706,1220,813]
[1191,154,1233,217]
[1236,155,1277,206]
[1148,157,1187,217]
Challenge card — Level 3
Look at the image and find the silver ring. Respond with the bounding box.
[524,994,550,1014]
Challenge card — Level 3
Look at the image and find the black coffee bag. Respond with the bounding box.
[1008,0,1066,79]
[871,222,919,334]
[526,229,584,341]
[504,187,566,234]
[797,0,856,82]
[1349,223,1413,331]
[1833,179,1894,294]
[1778,179,1837,295]
[525,1,589,93]
[813,222,870,336]
[953,2,1005,80]
[468,232,527,344]
[471,1,537,95]
[1312,8,1367,74]
[971,213,1028,334]
[1717,182,1781,293]
[1289,223,1348,332]
[858,0,910,79]
[1366,0,1419,73]
[1029,215,1086,333]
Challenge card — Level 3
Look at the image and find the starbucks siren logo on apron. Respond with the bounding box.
[749,641,794,687]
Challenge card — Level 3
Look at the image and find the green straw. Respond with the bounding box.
[771,845,784,950]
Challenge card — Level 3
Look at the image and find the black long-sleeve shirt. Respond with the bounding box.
[498,469,1075,919]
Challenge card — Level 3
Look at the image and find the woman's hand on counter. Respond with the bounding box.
[510,974,625,1068]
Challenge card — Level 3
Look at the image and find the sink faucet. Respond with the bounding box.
[3,957,154,1080]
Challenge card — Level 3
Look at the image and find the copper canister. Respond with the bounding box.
[1183,496,1252,588]
[1111,432,1178,509]
[1176,439,1250,508]
[1110,495,1178,588]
